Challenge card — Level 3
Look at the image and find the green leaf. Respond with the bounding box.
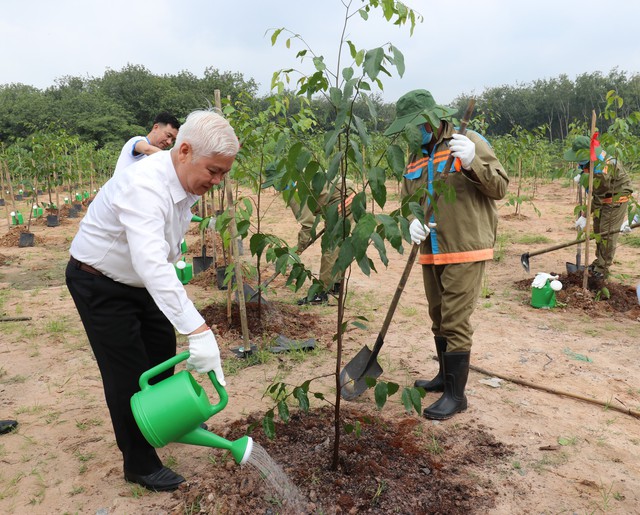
[293,386,310,412]
[368,166,387,208]
[329,87,343,107]
[376,213,402,250]
[370,231,389,266]
[353,115,371,146]
[386,382,400,396]
[374,382,388,409]
[270,28,283,46]
[352,214,377,261]
[391,45,405,77]
[335,238,355,275]
[324,129,341,158]
[385,144,406,178]
[277,400,290,423]
[263,410,275,439]
[313,56,327,72]
[363,47,385,81]
[346,40,358,59]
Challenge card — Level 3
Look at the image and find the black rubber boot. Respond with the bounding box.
[414,336,447,392]
[423,351,470,420]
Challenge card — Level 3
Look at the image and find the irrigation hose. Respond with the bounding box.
[468,363,640,420]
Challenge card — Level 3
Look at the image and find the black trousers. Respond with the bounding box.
[65,259,177,475]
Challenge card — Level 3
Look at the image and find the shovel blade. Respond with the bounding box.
[193,256,213,275]
[520,253,530,273]
[339,345,384,401]
[566,262,585,274]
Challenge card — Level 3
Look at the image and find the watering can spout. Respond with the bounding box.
[177,428,253,465]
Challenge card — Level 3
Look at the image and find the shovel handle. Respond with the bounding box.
[526,222,640,260]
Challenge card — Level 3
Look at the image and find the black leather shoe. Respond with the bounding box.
[0,420,18,434]
[297,292,328,305]
[124,466,185,492]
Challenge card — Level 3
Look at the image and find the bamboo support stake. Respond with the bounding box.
[582,110,597,290]
[4,161,17,214]
[214,89,250,346]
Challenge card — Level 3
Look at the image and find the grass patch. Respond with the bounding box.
[513,234,552,245]
[622,234,640,248]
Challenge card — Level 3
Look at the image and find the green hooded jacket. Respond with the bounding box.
[401,122,509,265]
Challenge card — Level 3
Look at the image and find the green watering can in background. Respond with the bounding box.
[130,351,253,465]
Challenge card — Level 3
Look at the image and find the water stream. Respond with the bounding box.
[244,442,308,513]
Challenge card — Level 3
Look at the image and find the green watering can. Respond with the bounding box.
[130,351,253,465]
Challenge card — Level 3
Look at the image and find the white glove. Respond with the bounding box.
[575,216,587,230]
[620,220,631,233]
[449,133,476,169]
[409,218,430,245]
[532,272,559,289]
[574,174,581,183]
[187,329,226,385]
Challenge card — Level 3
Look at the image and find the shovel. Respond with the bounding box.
[521,222,640,273]
[340,98,476,401]
[193,244,213,275]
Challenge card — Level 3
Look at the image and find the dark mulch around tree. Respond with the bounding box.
[200,300,328,344]
[514,271,640,320]
[165,406,513,514]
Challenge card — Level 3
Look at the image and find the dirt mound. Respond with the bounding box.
[0,226,45,247]
[166,406,512,514]
[201,300,325,343]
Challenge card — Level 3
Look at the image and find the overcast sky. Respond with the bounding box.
[2,0,639,106]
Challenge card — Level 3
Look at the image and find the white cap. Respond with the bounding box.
[550,280,562,291]
[176,261,186,270]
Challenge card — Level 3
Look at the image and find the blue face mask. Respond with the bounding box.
[420,125,433,146]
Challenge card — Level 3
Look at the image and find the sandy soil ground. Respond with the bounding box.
[0,177,639,514]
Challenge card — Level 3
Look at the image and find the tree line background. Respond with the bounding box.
[1,64,639,152]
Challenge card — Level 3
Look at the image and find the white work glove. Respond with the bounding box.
[575,216,587,230]
[532,272,559,289]
[409,218,435,245]
[449,133,476,169]
[574,174,581,183]
[187,329,226,385]
[620,220,631,233]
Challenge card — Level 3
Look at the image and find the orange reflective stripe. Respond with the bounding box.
[406,157,430,174]
[418,248,494,265]
[337,192,356,214]
[601,195,629,204]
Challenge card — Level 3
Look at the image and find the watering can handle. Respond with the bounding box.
[138,351,229,414]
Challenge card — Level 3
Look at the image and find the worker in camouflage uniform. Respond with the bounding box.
[385,89,509,420]
[289,178,357,305]
[564,135,635,279]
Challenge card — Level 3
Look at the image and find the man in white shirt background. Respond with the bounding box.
[114,112,181,174]
[66,110,238,492]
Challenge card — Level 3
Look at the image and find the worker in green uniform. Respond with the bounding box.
[564,135,635,279]
[289,178,357,304]
[386,89,509,420]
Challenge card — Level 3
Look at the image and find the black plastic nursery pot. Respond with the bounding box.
[46,214,60,227]
[18,232,35,248]
[0,198,5,206]
[216,266,235,290]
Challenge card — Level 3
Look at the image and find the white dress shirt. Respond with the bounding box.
[114,136,148,175]
[70,151,204,334]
